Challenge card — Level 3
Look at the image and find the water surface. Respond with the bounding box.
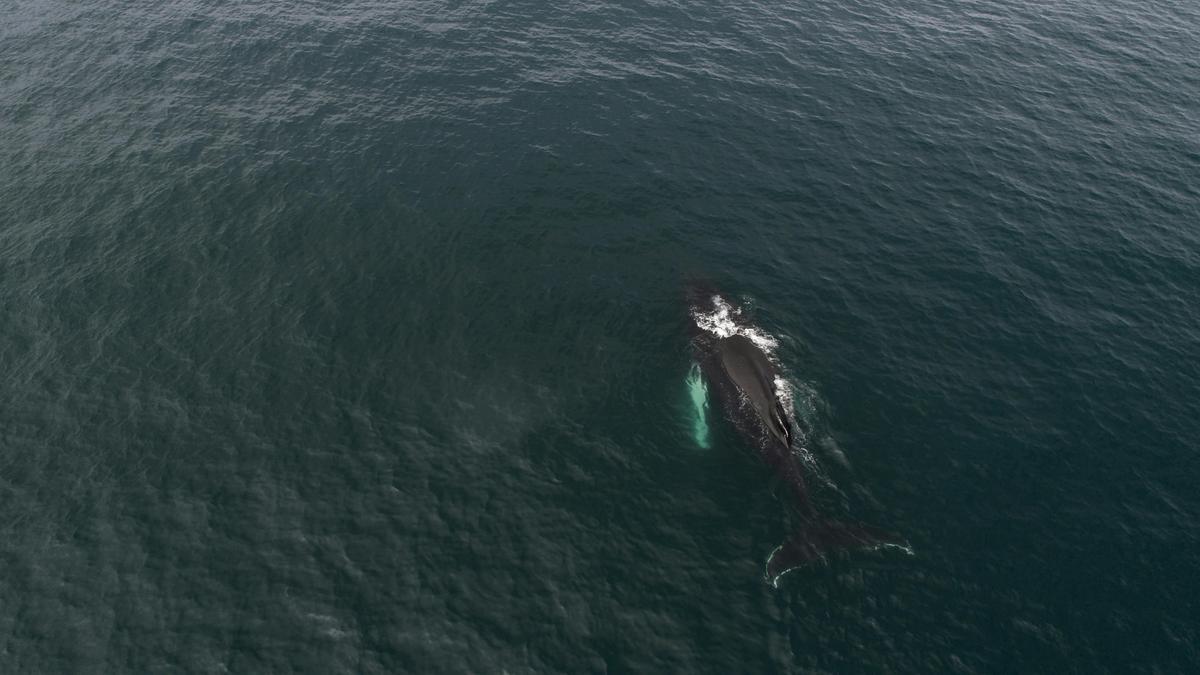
[2,0,1198,670]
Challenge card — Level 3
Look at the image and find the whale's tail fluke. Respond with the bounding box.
[766,520,909,586]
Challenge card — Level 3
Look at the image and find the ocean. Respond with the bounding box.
[1,0,1198,671]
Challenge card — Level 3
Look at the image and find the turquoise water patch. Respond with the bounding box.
[686,362,711,449]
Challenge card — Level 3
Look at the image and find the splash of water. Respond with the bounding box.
[690,295,778,351]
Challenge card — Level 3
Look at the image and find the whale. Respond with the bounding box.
[686,284,904,584]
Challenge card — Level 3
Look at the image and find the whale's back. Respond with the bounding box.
[717,334,791,447]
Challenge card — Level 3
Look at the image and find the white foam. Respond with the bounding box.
[690,294,739,338]
[691,295,778,351]
[773,375,795,419]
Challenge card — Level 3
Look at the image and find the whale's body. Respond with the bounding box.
[687,285,903,584]
[715,334,791,448]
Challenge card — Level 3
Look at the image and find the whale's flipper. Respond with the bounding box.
[766,521,908,586]
[685,362,712,449]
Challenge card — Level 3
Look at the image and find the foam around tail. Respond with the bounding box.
[765,520,909,586]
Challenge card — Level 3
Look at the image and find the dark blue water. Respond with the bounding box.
[2,0,1198,671]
